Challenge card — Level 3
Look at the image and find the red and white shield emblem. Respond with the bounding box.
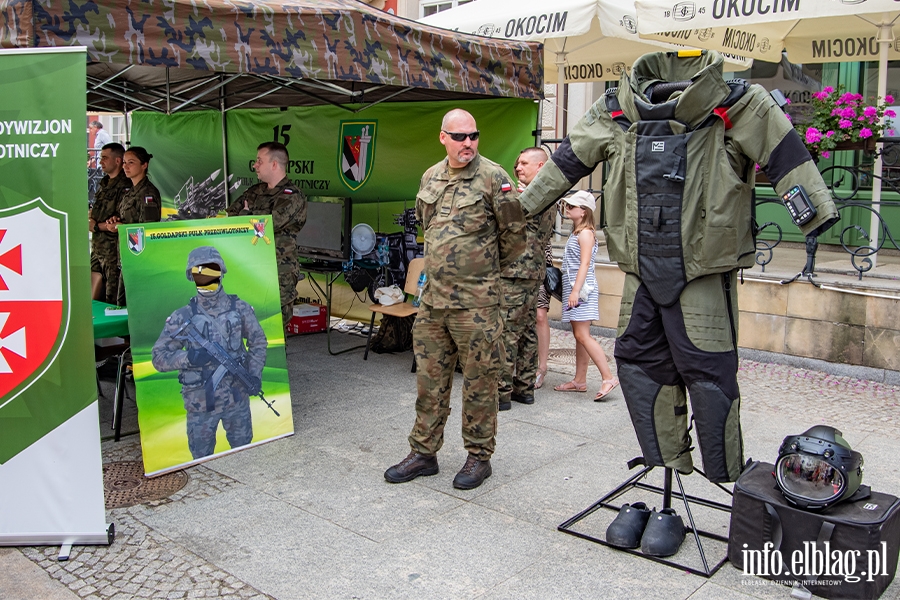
[0,199,68,404]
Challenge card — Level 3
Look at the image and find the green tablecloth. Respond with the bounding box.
[92,300,130,339]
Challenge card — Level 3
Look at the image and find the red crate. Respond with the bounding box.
[287,303,326,334]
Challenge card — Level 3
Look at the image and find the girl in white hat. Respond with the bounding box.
[554,191,619,401]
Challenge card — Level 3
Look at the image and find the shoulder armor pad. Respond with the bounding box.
[721,79,750,107]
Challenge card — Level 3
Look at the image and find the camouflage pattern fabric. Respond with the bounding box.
[90,171,129,304]
[498,280,539,403]
[117,176,161,225]
[226,176,307,326]
[415,154,526,309]
[115,176,161,305]
[151,286,268,460]
[502,209,555,281]
[186,401,253,459]
[0,0,543,101]
[410,304,503,460]
[408,153,525,459]
[498,209,554,402]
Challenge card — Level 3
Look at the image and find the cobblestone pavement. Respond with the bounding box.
[19,439,271,600]
[545,327,900,434]
[10,326,900,599]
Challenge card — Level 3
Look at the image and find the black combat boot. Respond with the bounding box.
[511,392,534,405]
[452,455,492,490]
[384,451,439,483]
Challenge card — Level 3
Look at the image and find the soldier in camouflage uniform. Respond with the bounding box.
[151,246,268,460]
[107,146,162,306]
[88,143,129,304]
[226,142,307,331]
[384,109,526,490]
[498,147,554,410]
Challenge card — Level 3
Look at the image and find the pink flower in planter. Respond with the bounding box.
[805,127,823,144]
[839,118,853,129]
[821,151,831,158]
[859,128,873,139]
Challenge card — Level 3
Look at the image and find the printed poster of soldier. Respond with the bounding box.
[119,216,293,476]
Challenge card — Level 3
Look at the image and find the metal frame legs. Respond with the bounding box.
[558,458,733,578]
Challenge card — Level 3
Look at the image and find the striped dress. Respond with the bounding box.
[561,231,599,323]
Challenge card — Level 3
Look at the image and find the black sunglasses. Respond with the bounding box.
[442,130,480,142]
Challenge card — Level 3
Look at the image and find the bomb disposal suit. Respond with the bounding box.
[519,51,838,482]
[152,247,268,460]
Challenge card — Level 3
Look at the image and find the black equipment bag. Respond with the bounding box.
[544,266,563,302]
[728,461,900,599]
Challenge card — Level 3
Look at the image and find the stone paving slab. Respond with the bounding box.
[6,326,900,600]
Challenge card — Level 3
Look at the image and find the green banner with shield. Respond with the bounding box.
[131,97,538,215]
[0,49,96,464]
[0,48,109,546]
[119,217,293,476]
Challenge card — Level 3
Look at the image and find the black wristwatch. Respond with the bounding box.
[93,222,101,233]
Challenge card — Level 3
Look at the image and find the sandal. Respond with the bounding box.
[535,368,548,390]
[594,378,620,402]
[554,380,587,393]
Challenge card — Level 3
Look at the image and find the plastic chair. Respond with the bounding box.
[363,257,423,368]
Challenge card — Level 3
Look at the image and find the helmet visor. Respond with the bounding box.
[776,453,845,503]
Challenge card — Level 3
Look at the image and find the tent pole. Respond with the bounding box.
[220,76,231,209]
[869,17,893,268]
[166,66,171,115]
[535,98,542,146]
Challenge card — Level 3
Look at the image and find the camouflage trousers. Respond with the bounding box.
[278,261,300,330]
[185,397,253,459]
[409,304,503,460]
[499,279,540,403]
[96,254,121,306]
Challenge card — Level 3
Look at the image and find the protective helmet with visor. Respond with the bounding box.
[775,425,864,510]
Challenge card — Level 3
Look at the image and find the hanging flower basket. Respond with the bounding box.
[794,86,895,159]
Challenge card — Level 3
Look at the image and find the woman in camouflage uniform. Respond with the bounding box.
[107,146,161,305]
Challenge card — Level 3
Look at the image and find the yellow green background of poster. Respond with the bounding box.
[131,97,538,213]
[119,217,293,475]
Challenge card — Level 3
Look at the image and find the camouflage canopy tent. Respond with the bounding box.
[0,0,543,112]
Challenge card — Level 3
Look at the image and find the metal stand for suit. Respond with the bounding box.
[558,457,733,578]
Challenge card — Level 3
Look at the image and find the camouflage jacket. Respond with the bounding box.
[416,154,526,309]
[117,176,161,224]
[151,288,268,413]
[226,177,308,262]
[520,51,839,305]
[90,171,129,253]
[502,208,555,281]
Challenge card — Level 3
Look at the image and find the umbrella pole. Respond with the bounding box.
[869,18,893,268]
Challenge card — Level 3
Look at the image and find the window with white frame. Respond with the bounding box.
[420,0,473,19]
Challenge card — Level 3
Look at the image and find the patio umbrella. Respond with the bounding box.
[420,0,750,83]
[635,0,900,265]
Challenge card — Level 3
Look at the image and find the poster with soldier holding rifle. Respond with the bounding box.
[119,217,293,476]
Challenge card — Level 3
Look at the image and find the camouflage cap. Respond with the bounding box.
[185,246,227,281]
